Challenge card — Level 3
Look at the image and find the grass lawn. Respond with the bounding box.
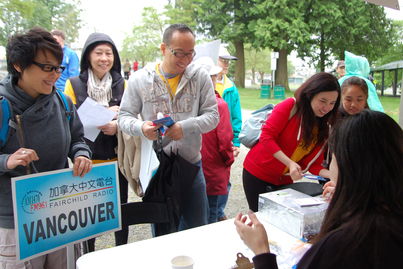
[239,87,400,122]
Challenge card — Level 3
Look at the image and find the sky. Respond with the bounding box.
[0,0,402,59]
[72,0,171,50]
[74,0,402,50]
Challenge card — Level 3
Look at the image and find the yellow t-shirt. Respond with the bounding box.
[283,127,318,174]
[216,81,224,97]
[156,64,181,99]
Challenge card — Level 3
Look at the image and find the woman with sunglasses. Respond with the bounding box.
[0,27,92,269]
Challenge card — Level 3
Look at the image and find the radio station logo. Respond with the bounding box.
[21,190,46,214]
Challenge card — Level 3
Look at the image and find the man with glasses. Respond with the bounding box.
[0,27,92,269]
[118,24,219,231]
[50,29,80,92]
[216,45,242,221]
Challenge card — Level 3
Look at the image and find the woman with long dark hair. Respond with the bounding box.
[236,110,403,268]
[243,73,341,211]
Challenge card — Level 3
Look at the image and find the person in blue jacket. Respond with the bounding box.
[50,29,80,91]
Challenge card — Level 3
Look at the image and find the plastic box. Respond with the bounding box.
[258,188,328,240]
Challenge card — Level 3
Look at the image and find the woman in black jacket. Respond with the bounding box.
[65,33,128,252]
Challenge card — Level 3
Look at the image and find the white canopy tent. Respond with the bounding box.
[365,0,400,10]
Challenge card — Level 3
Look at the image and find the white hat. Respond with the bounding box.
[194,56,223,76]
[219,45,237,60]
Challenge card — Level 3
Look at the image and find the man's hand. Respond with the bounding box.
[73,156,92,178]
[142,121,162,140]
[233,146,241,157]
[98,121,118,136]
[165,123,183,141]
[108,105,119,119]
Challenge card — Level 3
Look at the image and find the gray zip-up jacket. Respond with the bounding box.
[0,74,91,228]
[118,62,219,164]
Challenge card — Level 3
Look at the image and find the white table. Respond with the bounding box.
[76,214,300,269]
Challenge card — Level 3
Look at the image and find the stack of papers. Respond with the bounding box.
[293,197,326,207]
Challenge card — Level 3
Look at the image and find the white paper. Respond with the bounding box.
[193,39,221,65]
[294,197,326,207]
[77,97,117,142]
[139,136,160,192]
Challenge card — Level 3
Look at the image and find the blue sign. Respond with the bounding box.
[11,162,121,263]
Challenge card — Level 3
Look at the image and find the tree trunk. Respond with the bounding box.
[259,72,265,82]
[320,30,325,72]
[251,67,256,84]
[234,40,245,88]
[275,48,289,91]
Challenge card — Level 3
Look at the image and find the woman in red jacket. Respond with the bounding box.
[243,73,340,211]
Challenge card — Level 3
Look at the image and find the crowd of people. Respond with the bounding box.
[0,23,402,269]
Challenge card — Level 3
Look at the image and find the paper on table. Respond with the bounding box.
[294,197,326,207]
[77,97,117,142]
[139,136,160,192]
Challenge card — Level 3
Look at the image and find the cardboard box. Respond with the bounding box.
[258,188,328,240]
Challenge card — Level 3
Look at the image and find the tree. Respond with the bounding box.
[372,20,403,89]
[296,0,343,72]
[120,7,167,67]
[250,0,312,91]
[167,0,256,88]
[244,44,271,84]
[330,0,393,65]
[0,0,83,47]
[195,0,257,88]
[163,0,198,29]
[296,0,393,71]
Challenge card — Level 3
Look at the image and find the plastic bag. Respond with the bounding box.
[239,105,274,148]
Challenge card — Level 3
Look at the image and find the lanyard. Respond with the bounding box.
[160,66,182,100]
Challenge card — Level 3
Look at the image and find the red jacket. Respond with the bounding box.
[201,93,234,195]
[243,98,326,185]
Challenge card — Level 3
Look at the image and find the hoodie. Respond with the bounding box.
[65,33,125,160]
[339,51,384,112]
[118,62,219,164]
[0,75,91,228]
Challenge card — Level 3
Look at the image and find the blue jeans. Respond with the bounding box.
[207,195,219,223]
[178,160,209,231]
[217,181,231,219]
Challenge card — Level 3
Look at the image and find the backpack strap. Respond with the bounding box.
[0,96,13,148]
[56,89,72,122]
[288,97,297,120]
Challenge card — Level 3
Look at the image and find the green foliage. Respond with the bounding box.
[248,0,312,91]
[120,7,167,67]
[296,0,393,71]
[372,20,403,88]
[0,0,83,47]
[179,0,257,88]
[164,0,198,29]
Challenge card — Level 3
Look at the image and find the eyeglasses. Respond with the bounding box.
[32,61,66,73]
[165,44,196,59]
[219,58,231,64]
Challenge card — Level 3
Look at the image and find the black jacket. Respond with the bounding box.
[68,33,125,160]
